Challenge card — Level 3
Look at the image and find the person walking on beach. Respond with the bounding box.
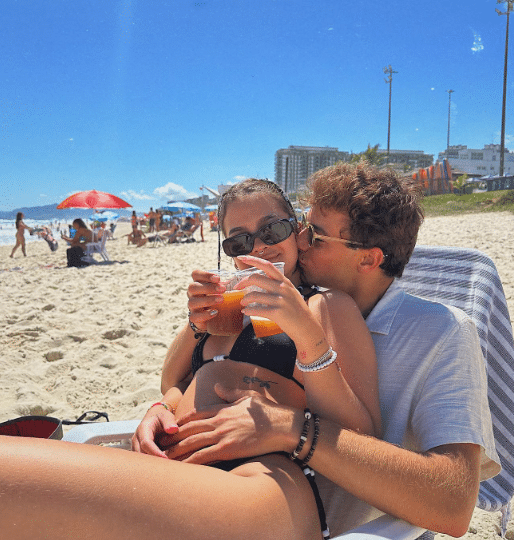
[10,212,33,258]
[148,207,156,233]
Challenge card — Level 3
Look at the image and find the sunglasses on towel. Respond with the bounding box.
[222,218,296,257]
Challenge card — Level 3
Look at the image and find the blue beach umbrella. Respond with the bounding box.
[204,204,218,211]
[89,210,119,222]
[162,201,201,212]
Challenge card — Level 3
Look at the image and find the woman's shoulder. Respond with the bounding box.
[307,288,359,314]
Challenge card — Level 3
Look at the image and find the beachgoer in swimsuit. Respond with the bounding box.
[10,212,33,258]
[145,178,381,539]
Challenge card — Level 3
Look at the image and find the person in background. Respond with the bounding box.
[61,218,93,267]
[194,212,205,241]
[10,212,33,258]
[148,207,156,233]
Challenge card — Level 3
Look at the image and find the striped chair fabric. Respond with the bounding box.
[398,245,514,535]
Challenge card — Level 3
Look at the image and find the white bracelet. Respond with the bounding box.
[296,348,338,372]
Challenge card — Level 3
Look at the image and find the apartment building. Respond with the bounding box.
[376,149,433,169]
[274,146,350,192]
[438,144,514,176]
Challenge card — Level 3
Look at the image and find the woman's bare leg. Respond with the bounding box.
[10,240,20,257]
[0,437,321,540]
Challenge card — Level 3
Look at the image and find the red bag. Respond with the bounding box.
[0,416,63,440]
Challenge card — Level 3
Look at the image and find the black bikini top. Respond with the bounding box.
[191,285,319,390]
[192,323,303,388]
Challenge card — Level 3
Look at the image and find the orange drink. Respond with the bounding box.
[205,290,245,336]
[250,316,283,338]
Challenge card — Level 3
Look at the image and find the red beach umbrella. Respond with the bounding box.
[57,190,132,209]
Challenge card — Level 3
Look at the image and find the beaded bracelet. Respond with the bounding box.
[188,315,207,339]
[302,413,320,466]
[149,402,174,413]
[290,408,312,461]
[296,348,338,372]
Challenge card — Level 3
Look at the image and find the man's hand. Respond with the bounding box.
[131,405,179,458]
[165,385,299,464]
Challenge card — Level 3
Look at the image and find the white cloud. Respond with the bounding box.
[39,193,47,198]
[120,189,154,201]
[471,30,484,53]
[153,182,197,201]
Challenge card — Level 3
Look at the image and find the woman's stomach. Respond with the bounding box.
[175,359,306,422]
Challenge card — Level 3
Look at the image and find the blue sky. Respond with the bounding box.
[1,0,512,212]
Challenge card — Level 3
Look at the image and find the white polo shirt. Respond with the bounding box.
[317,281,501,535]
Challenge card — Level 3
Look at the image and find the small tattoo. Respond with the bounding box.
[242,376,278,389]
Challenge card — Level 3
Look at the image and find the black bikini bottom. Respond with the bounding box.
[211,453,330,539]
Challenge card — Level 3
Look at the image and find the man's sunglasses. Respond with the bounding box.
[303,222,364,248]
[222,218,296,257]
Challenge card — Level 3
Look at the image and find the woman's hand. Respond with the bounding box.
[186,269,227,333]
[235,255,327,358]
[131,405,179,459]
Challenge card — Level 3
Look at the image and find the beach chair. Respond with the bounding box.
[63,244,514,539]
[82,231,110,262]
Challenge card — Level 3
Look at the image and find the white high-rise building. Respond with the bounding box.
[438,144,514,176]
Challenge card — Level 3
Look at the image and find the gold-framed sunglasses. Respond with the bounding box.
[302,220,364,249]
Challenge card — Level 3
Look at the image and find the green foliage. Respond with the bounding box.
[422,190,514,217]
[350,144,386,166]
[452,173,469,195]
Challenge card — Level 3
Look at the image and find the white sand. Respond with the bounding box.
[1,214,513,538]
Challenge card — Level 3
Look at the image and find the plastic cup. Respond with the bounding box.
[239,262,285,338]
[205,271,245,336]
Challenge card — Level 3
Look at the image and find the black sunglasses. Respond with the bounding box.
[222,218,296,257]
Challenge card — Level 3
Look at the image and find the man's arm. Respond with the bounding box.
[166,388,480,537]
[309,418,480,537]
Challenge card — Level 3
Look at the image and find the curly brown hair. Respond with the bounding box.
[305,161,424,277]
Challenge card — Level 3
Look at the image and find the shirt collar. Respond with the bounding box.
[365,280,405,336]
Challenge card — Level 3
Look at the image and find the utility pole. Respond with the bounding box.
[496,0,514,176]
[383,65,398,164]
[446,90,454,152]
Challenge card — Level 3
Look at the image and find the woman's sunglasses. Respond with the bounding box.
[222,217,296,257]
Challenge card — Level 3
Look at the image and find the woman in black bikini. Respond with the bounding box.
[137,179,381,539]
[0,180,380,540]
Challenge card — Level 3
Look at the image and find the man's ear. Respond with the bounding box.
[357,247,385,274]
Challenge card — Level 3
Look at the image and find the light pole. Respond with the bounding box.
[446,90,454,152]
[496,0,514,176]
[383,65,398,164]
[199,186,205,212]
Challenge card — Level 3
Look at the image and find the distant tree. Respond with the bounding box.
[350,144,386,166]
[453,173,469,195]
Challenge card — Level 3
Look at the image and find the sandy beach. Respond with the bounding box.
[1,213,513,538]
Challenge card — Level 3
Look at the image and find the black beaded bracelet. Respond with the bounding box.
[290,408,312,461]
[188,312,207,339]
[302,413,320,466]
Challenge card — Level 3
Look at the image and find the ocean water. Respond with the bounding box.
[0,219,71,247]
